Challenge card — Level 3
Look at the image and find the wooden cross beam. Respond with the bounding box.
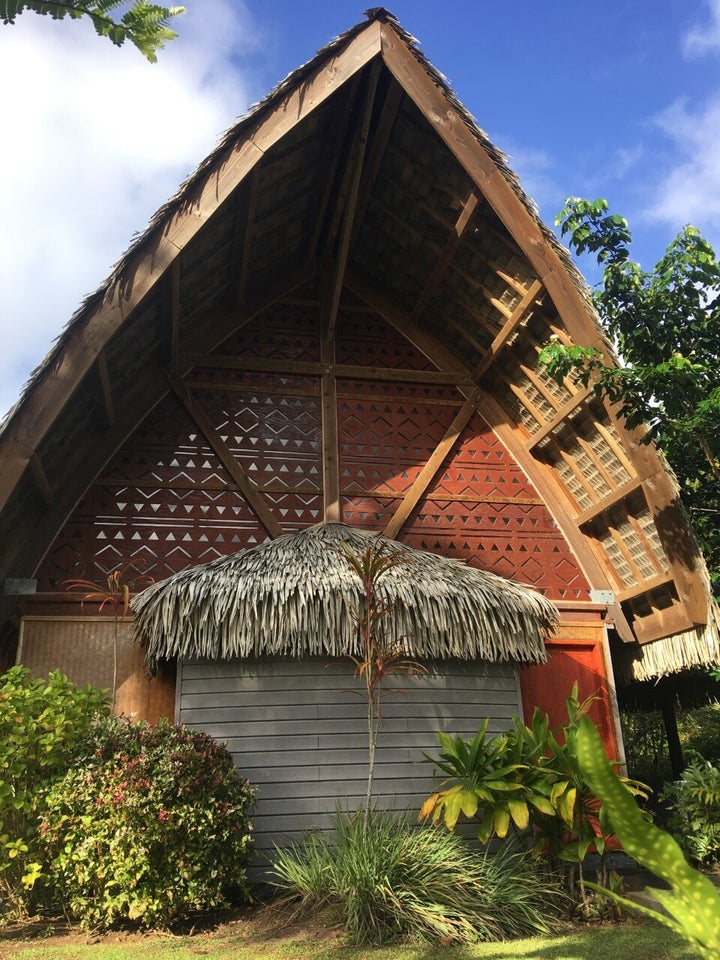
[165,370,283,539]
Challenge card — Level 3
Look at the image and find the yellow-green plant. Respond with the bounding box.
[0,667,109,919]
[576,714,720,960]
[420,686,647,909]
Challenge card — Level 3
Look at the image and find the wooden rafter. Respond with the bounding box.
[30,453,52,509]
[320,336,341,523]
[473,279,544,378]
[231,169,259,308]
[179,353,469,385]
[345,269,472,377]
[575,478,645,526]
[322,60,381,341]
[526,386,592,449]
[410,191,480,321]
[349,77,404,252]
[165,370,283,539]
[96,351,115,428]
[165,259,181,365]
[383,388,480,540]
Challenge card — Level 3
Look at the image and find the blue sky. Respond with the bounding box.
[1,1,718,419]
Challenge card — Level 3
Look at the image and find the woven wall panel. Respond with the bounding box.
[19,618,174,721]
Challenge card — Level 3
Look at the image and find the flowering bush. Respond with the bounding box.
[42,716,255,929]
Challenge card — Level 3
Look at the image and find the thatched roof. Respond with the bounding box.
[133,524,557,668]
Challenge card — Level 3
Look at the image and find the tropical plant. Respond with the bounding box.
[64,560,154,708]
[0,1,184,61]
[0,667,109,919]
[41,715,255,930]
[576,714,720,960]
[340,539,426,821]
[540,199,720,595]
[270,809,563,946]
[662,758,720,867]
[418,718,556,844]
[420,686,647,907]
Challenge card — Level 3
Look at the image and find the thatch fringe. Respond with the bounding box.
[132,524,557,670]
[615,600,720,684]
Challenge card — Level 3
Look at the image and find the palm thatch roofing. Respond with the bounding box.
[133,524,557,669]
[0,8,718,688]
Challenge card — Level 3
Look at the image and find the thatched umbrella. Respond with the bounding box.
[132,523,558,670]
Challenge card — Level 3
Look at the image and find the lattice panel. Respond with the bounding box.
[403,417,589,601]
[195,383,322,497]
[338,393,458,497]
[39,297,590,606]
[36,393,270,589]
[336,305,439,371]
[220,299,320,362]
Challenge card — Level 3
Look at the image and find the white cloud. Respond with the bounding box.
[683,0,720,58]
[0,2,260,420]
[646,96,720,232]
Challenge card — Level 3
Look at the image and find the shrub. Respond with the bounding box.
[41,715,255,930]
[420,685,647,904]
[271,809,562,945]
[662,758,720,867]
[0,667,109,918]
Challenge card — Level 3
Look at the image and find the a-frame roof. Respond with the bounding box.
[1,8,718,682]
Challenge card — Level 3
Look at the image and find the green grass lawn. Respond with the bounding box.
[0,918,700,960]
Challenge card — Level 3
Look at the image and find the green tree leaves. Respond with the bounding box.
[0,1,184,61]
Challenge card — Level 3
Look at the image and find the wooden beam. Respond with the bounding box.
[632,603,699,645]
[473,279,544,378]
[349,77,404,252]
[383,388,480,540]
[526,385,592,449]
[345,269,473,378]
[322,60,381,341]
[179,353,470,385]
[615,570,674,603]
[30,453,52,509]
[96,351,115,428]
[309,78,361,259]
[183,262,316,358]
[575,477,645,526]
[162,259,181,365]
[165,370,283,539]
[232,169,259,308]
[320,337,341,523]
[410,191,480,321]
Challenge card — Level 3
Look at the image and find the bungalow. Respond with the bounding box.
[1,9,718,858]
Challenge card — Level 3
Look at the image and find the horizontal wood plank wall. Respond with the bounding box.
[178,656,521,873]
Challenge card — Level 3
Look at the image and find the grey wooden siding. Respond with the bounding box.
[177,657,522,871]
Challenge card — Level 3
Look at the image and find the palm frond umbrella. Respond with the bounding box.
[132,524,558,670]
